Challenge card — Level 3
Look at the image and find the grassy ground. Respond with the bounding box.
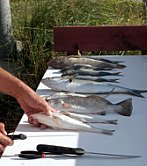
[0,0,145,133]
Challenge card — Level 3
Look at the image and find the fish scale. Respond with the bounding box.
[32,113,115,135]
[48,56,126,69]
[42,77,147,98]
[46,94,132,116]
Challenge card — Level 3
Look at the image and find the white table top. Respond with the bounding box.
[1,55,147,166]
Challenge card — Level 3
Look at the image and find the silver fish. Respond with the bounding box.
[60,75,119,83]
[42,77,147,98]
[60,64,114,72]
[45,95,132,116]
[71,75,119,83]
[52,74,119,83]
[32,113,114,135]
[48,56,126,69]
[62,112,118,125]
[89,57,124,64]
[62,68,121,77]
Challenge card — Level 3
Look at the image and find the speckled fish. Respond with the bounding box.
[45,95,132,116]
[48,56,126,69]
[41,77,147,98]
[32,112,114,135]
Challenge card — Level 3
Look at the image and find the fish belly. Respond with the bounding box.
[32,113,114,135]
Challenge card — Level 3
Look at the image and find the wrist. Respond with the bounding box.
[11,79,30,99]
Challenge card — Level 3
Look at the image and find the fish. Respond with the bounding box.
[59,64,114,73]
[89,57,124,64]
[47,56,126,69]
[61,68,121,77]
[41,77,147,98]
[32,112,115,135]
[62,112,118,124]
[45,95,132,116]
[60,75,119,83]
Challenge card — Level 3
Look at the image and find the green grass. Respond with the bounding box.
[10,0,145,87]
[0,0,145,133]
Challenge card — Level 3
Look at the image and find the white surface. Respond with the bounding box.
[1,55,147,166]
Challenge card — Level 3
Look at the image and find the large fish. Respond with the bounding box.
[45,95,132,116]
[48,56,126,69]
[60,64,114,73]
[41,77,147,98]
[32,112,115,135]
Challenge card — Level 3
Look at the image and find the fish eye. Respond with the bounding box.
[69,78,72,82]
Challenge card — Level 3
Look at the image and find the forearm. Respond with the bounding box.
[0,67,54,117]
[0,67,30,98]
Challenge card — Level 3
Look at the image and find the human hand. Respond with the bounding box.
[0,123,13,153]
[16,86,56,129]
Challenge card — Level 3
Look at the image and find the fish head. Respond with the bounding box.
[47,56,67,69]
[42,77,70,90]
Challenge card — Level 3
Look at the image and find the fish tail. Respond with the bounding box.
[99,129,115,136]
[107,79,119,83]
[90,127,115,135]
[111,72,122,76]
[89,119,118,125]
[105,120,118,125]
[129,89,147,98]
[116,64,126,69]
[115,98,132,116]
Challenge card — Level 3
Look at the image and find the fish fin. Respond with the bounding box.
[112,72,122,76]
[107,79,119,83]
[102,87,115,98]
[101,130,115,136]
[104,120,118,125]
[93,127,115,135]
[64,112,85,122]
[77,49,82,56]
[88,119,118,125]
[61,102,72,108]
[116,64,126,69]
[129,89,147,98]
[98,111,106,115]
[86,125,115,135]
[115,98,132,116]
[94,58,124,64]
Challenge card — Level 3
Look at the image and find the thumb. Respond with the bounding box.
[0,123,7,135]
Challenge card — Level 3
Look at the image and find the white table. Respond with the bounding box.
[1,55,147,166]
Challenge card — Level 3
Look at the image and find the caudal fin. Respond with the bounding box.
[129,89,147,98]
[89,127,115,136]
[116,64,126,69]
[115,98,133,116]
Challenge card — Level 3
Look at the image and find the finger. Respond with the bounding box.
[28,117,34,125]
[0,123,7,135]
[28,117,41,127]
[40,124,48,130]
[0,144,5,153]
[0,133,13,147]
[28,117,47,129]
[40,98,56,115]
